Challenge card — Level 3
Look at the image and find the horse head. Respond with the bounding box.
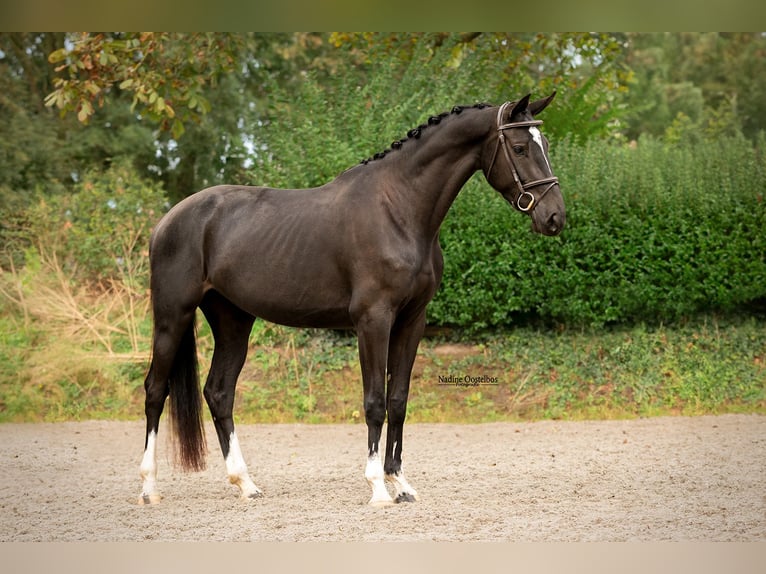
[484,92,565,237]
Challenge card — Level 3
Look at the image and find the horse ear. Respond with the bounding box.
[509,94,532,119]
[528,91,556,116]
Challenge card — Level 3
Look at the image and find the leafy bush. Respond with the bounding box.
[23,162,169,285]
[431,133,766,329]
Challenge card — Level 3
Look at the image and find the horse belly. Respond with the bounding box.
[245,284,353,328]
[211,260,354,329]
[257,304,354,329]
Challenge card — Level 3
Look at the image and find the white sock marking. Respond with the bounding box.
[386,469,420,502]
[365,452,393,506]
[226,431,262,499]
[139,430,159,502]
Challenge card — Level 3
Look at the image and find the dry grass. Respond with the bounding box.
[0,243,152,420]
[2,243,151,361]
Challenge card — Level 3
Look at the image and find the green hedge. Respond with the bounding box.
[430,134,766,329]
[11,137,764,333]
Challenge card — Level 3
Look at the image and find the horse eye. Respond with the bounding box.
[512,145,525,155]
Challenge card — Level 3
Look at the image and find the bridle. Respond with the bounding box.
[486,101,559,213]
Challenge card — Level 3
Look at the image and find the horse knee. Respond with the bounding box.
[387,396,408,426]
[364,395,386,427]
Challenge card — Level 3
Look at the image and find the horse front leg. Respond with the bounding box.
[383,308,426,503]
[355,306,395,507]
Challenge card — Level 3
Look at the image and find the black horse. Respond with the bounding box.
[139,93,565,506]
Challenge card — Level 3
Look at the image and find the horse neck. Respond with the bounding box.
[384,108,493,239]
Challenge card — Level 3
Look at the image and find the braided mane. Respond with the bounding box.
[360,102,493,165]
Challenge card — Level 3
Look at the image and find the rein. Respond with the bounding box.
[486,101,559,213]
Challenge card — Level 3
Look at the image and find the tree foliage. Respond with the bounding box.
[24,162,168,284]
[620,33,766,141]
[2,32,766,330]
[45,33,247,138]
[253,32,628,189]
[3,32,764,206]
[0,34,71,207]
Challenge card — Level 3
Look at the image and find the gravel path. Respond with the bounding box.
[1,415,764,541]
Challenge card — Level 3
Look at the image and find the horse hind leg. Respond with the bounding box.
[139,307,200,505]
[139,363,165,505]
[200,291,262,500]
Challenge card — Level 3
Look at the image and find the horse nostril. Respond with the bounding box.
[548,213,562,234]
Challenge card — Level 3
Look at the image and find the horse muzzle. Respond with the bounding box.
[531,202,565,236]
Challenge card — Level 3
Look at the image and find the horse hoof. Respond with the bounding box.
[242,490,264,501]
[394,492,417,504]
[368,497,395,508]
[138,493,162,505]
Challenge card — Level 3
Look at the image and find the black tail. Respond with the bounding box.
[168,320,207,471]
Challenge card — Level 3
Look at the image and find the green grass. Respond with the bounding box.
[1,307,764,423]
[481,317,766,420]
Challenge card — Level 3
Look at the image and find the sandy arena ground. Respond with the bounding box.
[1,415,764,541]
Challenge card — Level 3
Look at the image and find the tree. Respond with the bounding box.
[45,33,247,138]
[0,33,72,208]
[0,33,161,207]
[2,32,633,212]
[40,33,339,202]
[253,32,631,190]
[329,32,630,142]
[620,33,766,141]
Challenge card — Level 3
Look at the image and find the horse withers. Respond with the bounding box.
[138,93,565,507]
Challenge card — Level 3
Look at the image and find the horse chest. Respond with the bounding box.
[361,245,440,300]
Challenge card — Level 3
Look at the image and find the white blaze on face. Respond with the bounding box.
[529,126,552,173]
